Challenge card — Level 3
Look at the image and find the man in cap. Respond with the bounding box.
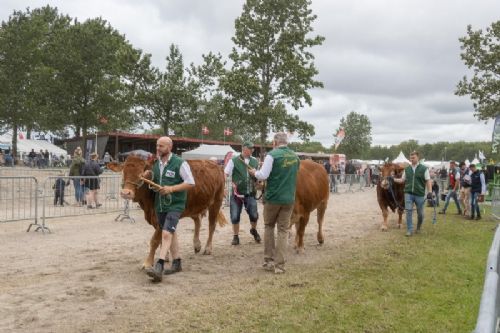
[224,141,261,245]
[438,161,462,215]
[468,164,486,220]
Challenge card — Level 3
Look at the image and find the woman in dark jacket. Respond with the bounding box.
[69,147,85,206]
[81,152,103,209]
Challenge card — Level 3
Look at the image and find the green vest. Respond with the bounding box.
[404,164,427,196]
[153,154,188,213]
[264,147,299,205]
[231,155,259,196]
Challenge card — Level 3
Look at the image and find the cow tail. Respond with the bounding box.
[216,210,228,227]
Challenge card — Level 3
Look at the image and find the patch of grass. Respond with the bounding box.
[121,207,497,333]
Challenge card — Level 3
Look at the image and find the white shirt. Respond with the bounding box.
[159,154,195,185]
[254,154,274,180]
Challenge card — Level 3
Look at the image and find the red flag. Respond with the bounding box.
[19,132,24,140]
[99,116,108,124]
[334,128,345,149]
[202,126,209,135]
[224,128,233,136]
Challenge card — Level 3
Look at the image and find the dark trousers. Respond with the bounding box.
[54,191,65,206]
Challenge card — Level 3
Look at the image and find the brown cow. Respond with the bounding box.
[108,153,227,269]
[376,163,405,231]
[289,160,330,253]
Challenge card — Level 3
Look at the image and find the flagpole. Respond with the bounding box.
[95,132,98,154]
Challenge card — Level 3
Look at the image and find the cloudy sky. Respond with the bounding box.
[1,0,498,147]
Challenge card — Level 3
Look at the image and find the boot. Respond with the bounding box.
[476,213,481,221]
[231,235,240,245]
[145,260,163,282]
[250,228,261,243]
[163,258,182,275]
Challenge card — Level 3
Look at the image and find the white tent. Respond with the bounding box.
[181,144,236,160]
[392,151,410,164]
[0,133,67,157]
[471,158,480,165]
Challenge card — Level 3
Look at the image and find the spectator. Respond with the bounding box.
[28,149,36,168]
[439,161,462,215]
[459,161,472,216]
[468,164,486,220]
[69,147,85,206]
[81,152,103,209]
[53,173,69,206]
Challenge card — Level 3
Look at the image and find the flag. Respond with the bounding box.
[492,115,500,154]
[334,128,345,149]
[479,150,486,160]
[18,132,24,140]
[99,116,108,124]
[224,127,233,136]
[202,126,209,135]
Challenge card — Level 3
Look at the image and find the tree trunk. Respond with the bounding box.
[26,127,32,140]
[82,126,88,159]
[12,124,18,164]
[259,126,268,162]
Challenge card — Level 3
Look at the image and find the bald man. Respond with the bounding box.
[145,136,195,282]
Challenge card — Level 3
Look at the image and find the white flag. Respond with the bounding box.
[479,150,486,160]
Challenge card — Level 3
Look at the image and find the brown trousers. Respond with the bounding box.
[263,203,294,270]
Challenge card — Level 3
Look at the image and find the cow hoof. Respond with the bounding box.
[194,246,201,254]
[203,249,212,255]
[381,227,388,232]
[397,225,402,229]
[296,248,305,254]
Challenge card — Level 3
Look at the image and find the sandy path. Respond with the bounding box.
[0,186,391,333]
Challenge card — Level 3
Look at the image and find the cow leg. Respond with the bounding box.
[381,208,389,231]
[143,228,161,269]
[316,201,327,245]
[296,213,310,254]
[203,207,218,255]
[193,216,202,253]
[397,208,404,229]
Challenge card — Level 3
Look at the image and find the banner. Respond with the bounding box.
[493,115,500,154]
[334,128,345,150]
[202,126,209,135]
[224,128,233,136]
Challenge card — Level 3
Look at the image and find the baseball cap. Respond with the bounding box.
[242,141,254,149]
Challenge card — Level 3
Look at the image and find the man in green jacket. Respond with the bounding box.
[249,132,299,274]
[224,141,261,245]
[394,151,433,237]
[144,136,195,282]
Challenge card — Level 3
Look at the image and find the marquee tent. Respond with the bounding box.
[392,151,410,164]
[0,133,67,157]
[181,144,236,160]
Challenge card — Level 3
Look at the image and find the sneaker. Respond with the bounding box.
[231,235,240,246]
[405,231,412,237]
[456,211,462,215]
[145,261,163,282]
[274,266,285,274]
[87,205,94,209]
[262,262,274,271]
[163,258,182,275]
[466,216,475,220]
[438,211,446,215]
[250,228,261,243]
[476,216,482,221]
[96,203,102,208]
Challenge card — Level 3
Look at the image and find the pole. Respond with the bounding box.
[95,132,98,155]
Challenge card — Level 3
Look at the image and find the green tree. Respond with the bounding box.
[223,0,323,157]
[140,44,198,136]
[48,17,150,151]
[289,141,327,153]
[456,21,500,121]
[336,112,372,159]
[0,6,70,157]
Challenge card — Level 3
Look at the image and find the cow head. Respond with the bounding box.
[379,163,404,190]
[107,152,155,200]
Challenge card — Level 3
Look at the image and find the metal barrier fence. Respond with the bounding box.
[0,176,39,227]
[0,173,130,233]
[493,187,500,220]
[329,174,371,194]
[474,224,500,333]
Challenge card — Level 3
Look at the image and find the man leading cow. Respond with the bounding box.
[144,136,195,282]
[224,141,262,246]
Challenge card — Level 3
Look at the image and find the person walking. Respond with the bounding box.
[439,161,462,215]
[81,153,103,209]
[468,164,486,220]
[394,151,433,236]
[144,136,195,282]
[459,161,472,216]
[69,147,85,206]
[249,132,299,274]
[224,141,261,246]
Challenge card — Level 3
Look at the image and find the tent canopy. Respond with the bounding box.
[392,151,410,164]
[181,144,236,160]
[0,133,67,157]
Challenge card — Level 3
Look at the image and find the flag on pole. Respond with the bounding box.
[99,116,108,124]
[224,128,233,136]
[492,115,500,154]
[479,150,486,161]
[18,132,24,140]
[334,128,345,149]
[202,126,209,135]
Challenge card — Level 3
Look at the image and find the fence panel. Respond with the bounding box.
[493,187,500,221]
[329,174,370,194]
[474,224,500,333]
[0,176,39,230]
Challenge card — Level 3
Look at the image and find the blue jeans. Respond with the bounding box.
[405,193,425,232]
[443,190,461,213]
[230,195,258,224]
[73,179,84,203]
[470,192,481,217]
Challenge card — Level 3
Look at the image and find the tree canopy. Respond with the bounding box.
[335,111,372,159]
[456,20,500,121]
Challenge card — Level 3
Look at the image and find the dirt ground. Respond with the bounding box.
[0,186,391,333]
